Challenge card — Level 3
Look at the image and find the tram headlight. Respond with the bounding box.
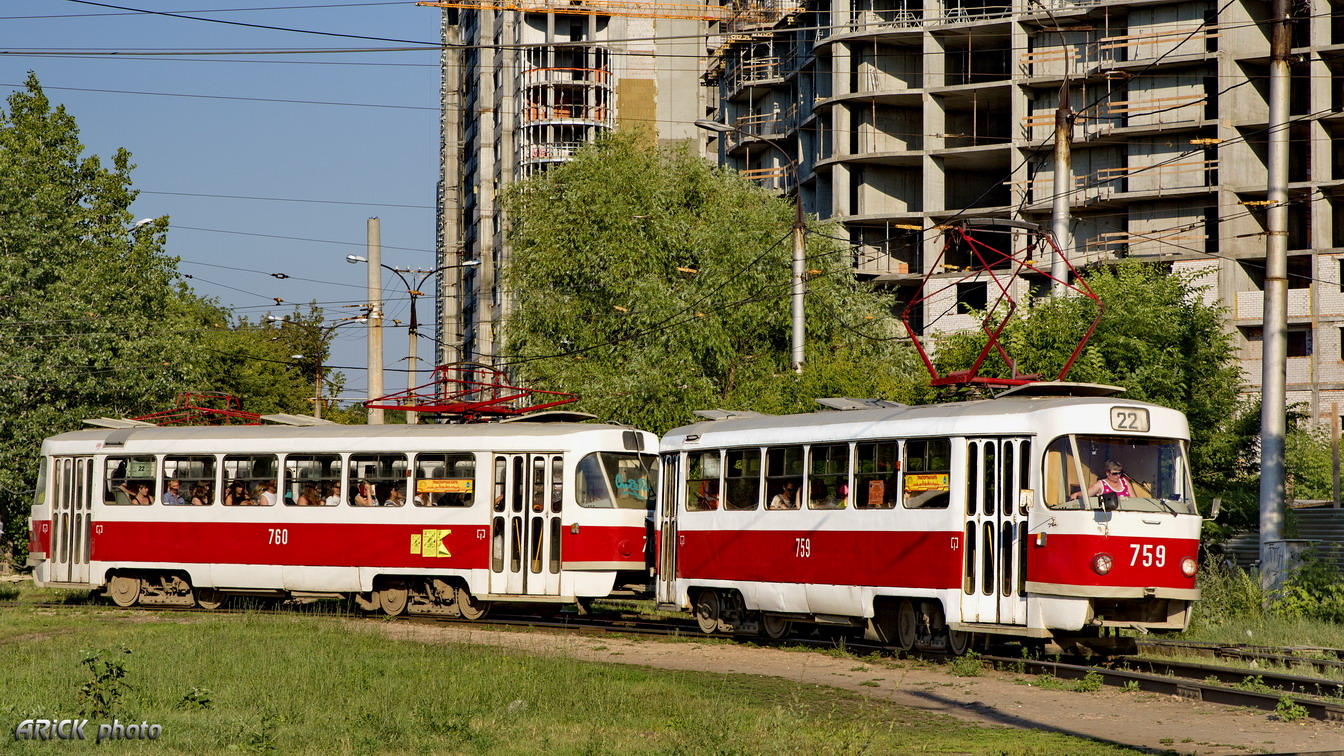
[1091,553,1113,576]
[1181,557,1198,578]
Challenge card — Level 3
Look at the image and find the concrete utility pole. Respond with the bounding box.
[1258,0,1291,588]
[1051,83,1073,295]
[367,217,385,425]
[791,197,805,374]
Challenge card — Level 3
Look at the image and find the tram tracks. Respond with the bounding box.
[27,599,1344,721]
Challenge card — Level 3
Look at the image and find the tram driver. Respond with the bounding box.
[1073,460,1132,501]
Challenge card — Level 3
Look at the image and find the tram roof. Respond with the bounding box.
[44,421,650,449]
[663,395,1184,447]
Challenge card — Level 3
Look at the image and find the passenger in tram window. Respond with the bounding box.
[382,485,406,508]
[225,481,252,506]
[190,484,210,506]
[258,480,278,507]
[352,481,375,507]
[297,485,320,506]
[162,479,187,506]
[768,479,800,510]
[322,482,341,507]
[1074,460,1132,501]
[131,483,153,506]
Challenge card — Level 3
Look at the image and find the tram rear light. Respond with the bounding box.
[1091,553,1113,575]
[1181,557,1198,578]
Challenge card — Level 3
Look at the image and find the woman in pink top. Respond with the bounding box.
[1074,460,1131,500]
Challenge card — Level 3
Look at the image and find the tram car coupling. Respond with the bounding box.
[28,422,659,618]
[654,385,1206,656]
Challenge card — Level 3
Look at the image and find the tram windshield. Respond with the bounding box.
[1043,435,1196,514]
[576,453,659,509]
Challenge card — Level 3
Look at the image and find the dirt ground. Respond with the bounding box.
[373,622,1344,756]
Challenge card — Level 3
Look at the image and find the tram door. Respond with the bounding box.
[961,438,1030,625]
[490,453,563,597]
[656,452,680,605]
[50,457,94,584]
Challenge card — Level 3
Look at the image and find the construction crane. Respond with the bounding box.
[417,0,762,23]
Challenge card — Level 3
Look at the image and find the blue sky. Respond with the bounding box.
[4,1,447,404]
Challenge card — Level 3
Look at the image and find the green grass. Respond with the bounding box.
[0,599,1142,754]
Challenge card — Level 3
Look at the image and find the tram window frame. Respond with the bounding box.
[222,455,280,506]
[685,450,721,512]
[903,438,951,509]
[163,455,218,506]
[764,446,805,510]
[104,456,156,506]
[412,453,476,507]
[493,457,507,512]
[854,441,900,509]
[283,454,342,507]
[807,444,850,510]
[724,448,762,511]
[575,452,658,509]
[348,453,409,507]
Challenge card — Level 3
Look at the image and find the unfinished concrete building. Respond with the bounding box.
[705,0,1343,420]
[434,4,705,366]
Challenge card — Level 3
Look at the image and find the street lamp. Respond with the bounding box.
[266,314,367,420]
[695,118,807,374]
[347,255,482,424]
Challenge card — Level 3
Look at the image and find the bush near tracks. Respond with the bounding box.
[1188,554,1344,647]
[0,596,1140,755]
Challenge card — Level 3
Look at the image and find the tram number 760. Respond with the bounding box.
[268,528,289,546]
[1129,543,1165,568]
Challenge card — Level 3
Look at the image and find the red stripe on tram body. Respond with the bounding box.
[31,519,52,554]
[675,529,964,589]
[561,525,647,564]
[1027,533,1199,590]
[90,521,492,569]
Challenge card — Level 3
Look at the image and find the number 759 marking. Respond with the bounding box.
[794,537,811,558]
[1129,543,1165,567]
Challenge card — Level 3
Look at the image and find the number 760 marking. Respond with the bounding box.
[1129,543,1165,567]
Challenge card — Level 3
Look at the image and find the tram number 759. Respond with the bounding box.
[268,528,289,546]
[1129,543,1165,568]
[794,538,811,558]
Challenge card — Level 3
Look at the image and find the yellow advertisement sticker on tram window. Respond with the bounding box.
[417,479,473,494]
[905,473,949,492]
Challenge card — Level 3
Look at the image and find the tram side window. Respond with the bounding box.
[163,456,217,506]
[764,446,804,510]
[349,454,409,507]
[807,444,849,510]
[723,449,761,511]
[105,456,156,505]
[413,453,476,507]
[685,451,721,512]
[575,452,658,509]
[903,439,951,509]
[222,455,279,506]
[284,454,342,506]
[855,441,900,509]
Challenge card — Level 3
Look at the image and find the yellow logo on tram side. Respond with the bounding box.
[409,529,452,558]
[904,473,949,492]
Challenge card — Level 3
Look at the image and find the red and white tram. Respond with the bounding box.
[655,385,1205,653]
[28,422,658,616]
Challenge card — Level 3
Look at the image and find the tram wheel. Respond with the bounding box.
[694,589,720,635]
[195,588,226,611]
[760,613,790,640]
[378,585,409,616]
[108,575,141,608]
[896,600,918,652]
[455,587,489,621]
[947,628,971,656]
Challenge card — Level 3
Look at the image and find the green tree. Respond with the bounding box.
[0,75,317,559]
[502,132,922,434]
[931,262,1242,480]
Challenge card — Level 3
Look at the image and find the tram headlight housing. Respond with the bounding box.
[1091,553,1113,576]
[1181,557,1198,578]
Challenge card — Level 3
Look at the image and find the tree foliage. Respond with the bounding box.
[0,75,323,558]
[931,262,1242,478]
[502,132,922,434]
